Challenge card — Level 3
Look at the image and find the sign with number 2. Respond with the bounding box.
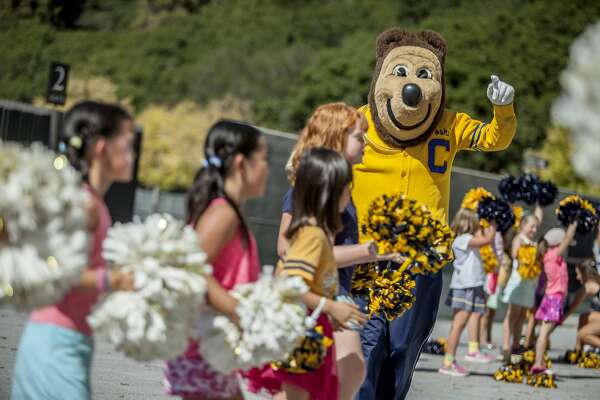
[46,62,70,106]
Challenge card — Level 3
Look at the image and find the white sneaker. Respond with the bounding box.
[439,362,470,377]
[465,351,495,363]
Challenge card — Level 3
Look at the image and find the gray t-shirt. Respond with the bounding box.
[450,233,485,289]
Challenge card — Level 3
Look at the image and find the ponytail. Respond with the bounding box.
[60,100,132,177]
[186,120,262,246]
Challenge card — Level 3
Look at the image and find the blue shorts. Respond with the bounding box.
[12,322,94,400]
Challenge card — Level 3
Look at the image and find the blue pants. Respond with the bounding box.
[12,322,94,400]
[356,271,443,400]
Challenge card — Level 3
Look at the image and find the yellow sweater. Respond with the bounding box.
[353,104,517,240]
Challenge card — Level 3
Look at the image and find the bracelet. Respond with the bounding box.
[305,296,327,328]
[104,269,112,292]
[96,269,111,293]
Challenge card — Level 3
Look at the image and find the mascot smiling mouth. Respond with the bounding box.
[386,99,431,131]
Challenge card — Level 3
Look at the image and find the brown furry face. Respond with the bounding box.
[372,46,443,144]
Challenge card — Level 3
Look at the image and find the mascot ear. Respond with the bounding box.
[417,30,448,62]
[375,28,412,58]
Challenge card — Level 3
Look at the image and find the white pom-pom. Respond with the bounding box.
[552,21,600,183]
[197,267,309,373]
[88,214,211,361]
[0,141,89,309]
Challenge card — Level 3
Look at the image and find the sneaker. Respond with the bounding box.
[530,365,554,375]
[484,343,498,351]
[465,351,495,363]
[439,362,469,377]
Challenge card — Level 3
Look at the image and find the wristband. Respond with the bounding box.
[96,269,111,293]
[305,296,327,328]
[104,269,112,292]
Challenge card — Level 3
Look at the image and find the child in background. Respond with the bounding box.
[276,147,367,400]
[563,259,600,353]
[480,231,505,350]
[501,205,543,363]
[164,120,269,400]
[439,209,497,377]
[530,224,577,374]
[575,261,600,351]
[12,101,136,400]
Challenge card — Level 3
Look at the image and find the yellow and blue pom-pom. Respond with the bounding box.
[527,371,557,389]
[423,337,447,355]
[513,205,523,229]
[557,195,599,234]
[361,193,454,276]
[579,351,600,369]
[517,245,541,279]
[461,187,495,211]
[272,325,332,374]
[518,173,542,205]
[368,268,416,321]
[493,363,524,383]
[499,175,521,203]
[537,180,558,207]
[479,244,498,274]
[478,197,515,233]
[351,263,378,298]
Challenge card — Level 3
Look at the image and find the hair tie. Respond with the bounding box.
[202,156,223,169]
[69,136,83,150]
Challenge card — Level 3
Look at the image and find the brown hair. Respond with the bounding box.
[285,148,353,239]
[287,102,367,182]
[576,259,599,283]
[451,208,479,236]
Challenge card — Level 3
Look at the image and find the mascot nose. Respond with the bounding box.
[402,84,422,107]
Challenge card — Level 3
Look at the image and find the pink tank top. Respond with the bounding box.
[183,198,260,358]
[30,185,111,336]
[205,198,260,289]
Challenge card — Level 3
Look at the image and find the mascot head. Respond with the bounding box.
[368,28,447,147]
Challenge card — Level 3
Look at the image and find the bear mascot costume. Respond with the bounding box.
[351,28,517,399]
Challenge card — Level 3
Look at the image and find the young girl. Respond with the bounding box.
[277,103,403,400]
[439,209,496,377]
[530,224,577,373]
[574,261,600,351]
[164,120,269,400]
[501,205,543,363]
[561,260,600,354]
[480,231,505,350]
[11,101,136,400]
[276,147,367,400]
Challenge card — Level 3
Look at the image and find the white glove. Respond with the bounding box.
[487,75,514,106]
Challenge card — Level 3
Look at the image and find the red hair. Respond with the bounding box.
[287,102,367,182]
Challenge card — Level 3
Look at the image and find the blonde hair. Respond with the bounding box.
[287,102,367,182]
[520,214,540,233]
[451,208,479,236]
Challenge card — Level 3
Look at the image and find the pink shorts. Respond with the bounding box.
[164,340,240,398]
[535,294,565,323]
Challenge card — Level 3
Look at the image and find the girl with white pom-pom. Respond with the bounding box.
[271,148,367,400]
[164,120,269,400]
[12,101,136,400]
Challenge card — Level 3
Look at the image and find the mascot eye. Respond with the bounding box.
[392,65,409,77]
[416,68,432,79]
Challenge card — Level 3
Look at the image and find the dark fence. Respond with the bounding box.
[0,100,142,223]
